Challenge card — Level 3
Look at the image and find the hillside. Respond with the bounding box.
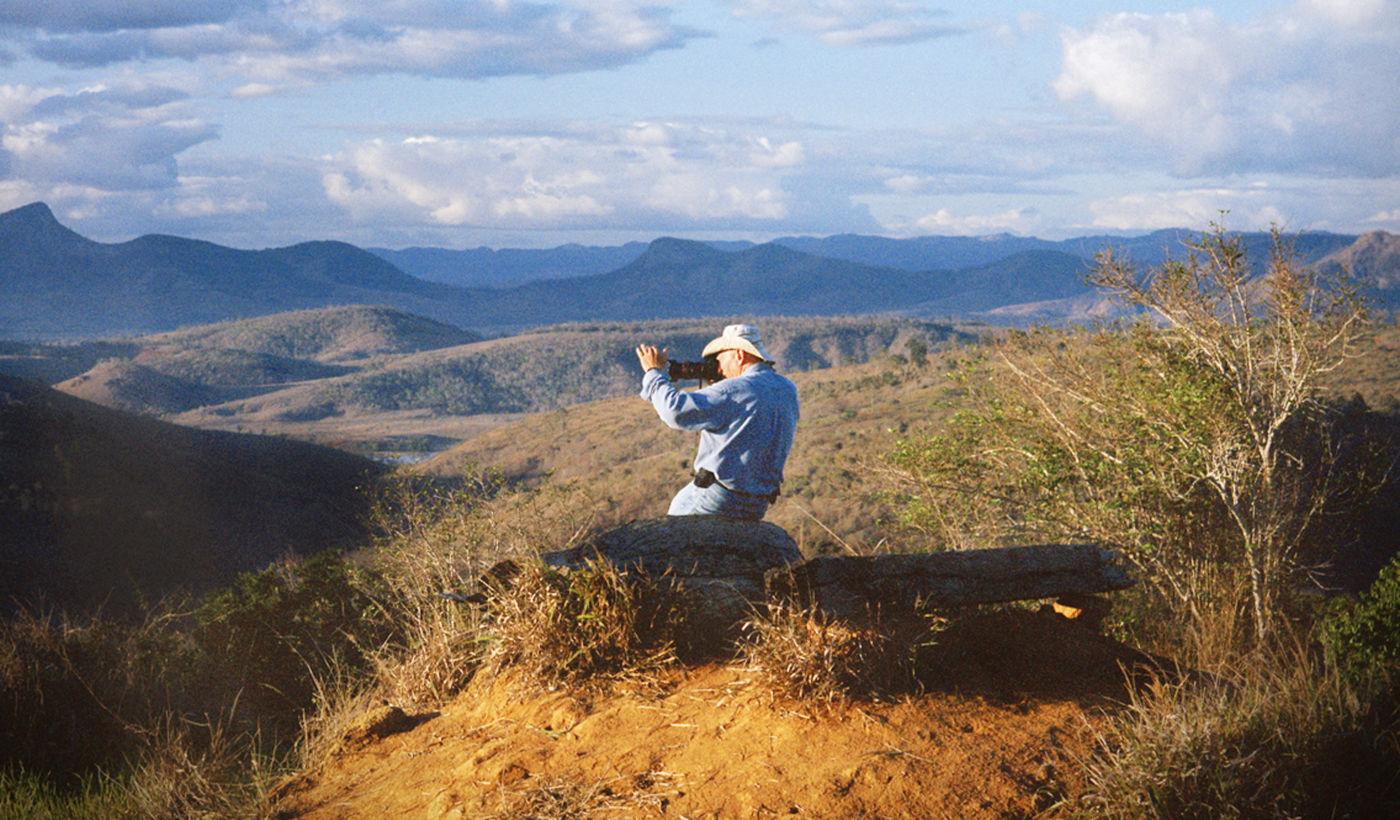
[138,305,481,363]
[4,308,973,458]
[416,357,958,549]
[1320,230,1400,302]
[415,319,1400,551]
[0,374,384,613]
[0,204,462,339]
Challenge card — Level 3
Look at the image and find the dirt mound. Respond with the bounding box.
[275,609,1149,818]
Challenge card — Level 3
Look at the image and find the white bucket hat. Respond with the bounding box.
[701,323,773,362]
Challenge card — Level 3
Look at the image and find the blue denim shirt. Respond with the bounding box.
[640,363,799,496]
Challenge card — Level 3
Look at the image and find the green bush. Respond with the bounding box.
[1319,554,1400,681]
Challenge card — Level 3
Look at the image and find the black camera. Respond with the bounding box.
[668,355,721,382]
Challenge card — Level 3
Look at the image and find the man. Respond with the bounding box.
[635,323,799,520]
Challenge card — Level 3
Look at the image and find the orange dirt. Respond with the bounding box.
[275,610,1150,818]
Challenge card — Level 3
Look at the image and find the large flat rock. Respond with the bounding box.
[766,543,1132,620]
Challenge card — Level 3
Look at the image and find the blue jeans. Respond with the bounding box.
[667,481,770,521]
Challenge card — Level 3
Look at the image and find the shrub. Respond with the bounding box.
[482,560,685,687]
[885,226,1369,644]
[741,603,941,701]
[1081,642,1400,818]
[194,550,395,725]
[1319,554,1400,682]
[0,607,205,776]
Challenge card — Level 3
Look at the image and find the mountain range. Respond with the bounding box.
[2,201,1396,341]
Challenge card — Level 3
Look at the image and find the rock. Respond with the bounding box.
[766,543,1133,622]
[540,516,803,638]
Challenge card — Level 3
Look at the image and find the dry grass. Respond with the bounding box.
[360,478,605,707]
[741,602,944,701]
[1081,637,1400,818]
[481,559,687,689]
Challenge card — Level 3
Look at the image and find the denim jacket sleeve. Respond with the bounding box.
[639,368,736,432]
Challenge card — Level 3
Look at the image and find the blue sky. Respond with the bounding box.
[0,0,1396,248]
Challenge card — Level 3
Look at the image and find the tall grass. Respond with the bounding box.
[1081,637,1398,818]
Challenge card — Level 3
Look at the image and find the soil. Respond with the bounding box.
[274,609,1153,818]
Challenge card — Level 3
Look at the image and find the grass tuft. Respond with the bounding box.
[482,559,686,688]
[741,602,943,701]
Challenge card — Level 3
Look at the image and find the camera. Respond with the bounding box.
[668,355,721,382]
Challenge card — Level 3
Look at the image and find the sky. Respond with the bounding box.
[0,0,1396,249]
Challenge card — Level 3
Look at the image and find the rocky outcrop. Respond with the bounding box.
[508,520,1133,631]
[767,543,1132,621]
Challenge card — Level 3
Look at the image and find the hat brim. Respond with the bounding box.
[702,335,771,361]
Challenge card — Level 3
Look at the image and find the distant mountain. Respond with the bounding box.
[0,203,464,339]
[4,202,1385,341]
[370,242,651,288]
[0,373,383,613]
[1319,231,1400,307]
[374,229,1362,288]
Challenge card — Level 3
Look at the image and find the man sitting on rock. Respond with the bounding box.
[635,324,799,520]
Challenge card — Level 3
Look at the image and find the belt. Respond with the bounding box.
[692,468,780,503]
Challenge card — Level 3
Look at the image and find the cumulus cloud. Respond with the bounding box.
[8,1,701,85]
[0,81,216,191]
[908,206,1041,235]
[729,0,966,46]
[321,122,808,230]
[1055,1,1400,177]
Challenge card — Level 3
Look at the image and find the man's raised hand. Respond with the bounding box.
[635,343,669,373]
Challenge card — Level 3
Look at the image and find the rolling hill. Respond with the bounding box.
[165,316,976,437]
[0,374,385,613]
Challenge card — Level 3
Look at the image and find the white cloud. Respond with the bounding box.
[11,2,700,84]
[321,122,807,230]
[908,206,1040,235]
[1086,187,1295,232]
[729,1,966,46]
[0,81,216,191]
[1055,2,1400,177]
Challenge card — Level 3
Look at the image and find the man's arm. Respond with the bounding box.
[636,343,733,432]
